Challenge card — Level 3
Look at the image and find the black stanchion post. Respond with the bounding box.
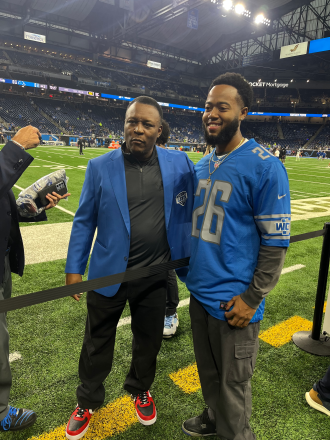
[292,222,330,355]
[312,222,330,340]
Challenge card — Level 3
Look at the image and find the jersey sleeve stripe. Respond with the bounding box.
[262,234,290,240]
[256,219,291,235]
[254,214,291,220]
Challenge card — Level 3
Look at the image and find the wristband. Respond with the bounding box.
[12,140,25,150]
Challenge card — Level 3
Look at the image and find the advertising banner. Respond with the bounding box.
[24,32,46,44]
[280,42,308,59]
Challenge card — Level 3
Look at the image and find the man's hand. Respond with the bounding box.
[224,295,256,328]
[44,191,71,210]
[66,273,83,301]
[12,125,41,150]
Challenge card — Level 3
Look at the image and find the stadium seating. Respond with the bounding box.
[0,92,328,150]
[165,112,204,143]
[34,98,97,136]
[79,102,125,137]
[0,95,58,132]
[4,48,205,100]
[308,124,330,149]
[9,51,95,78]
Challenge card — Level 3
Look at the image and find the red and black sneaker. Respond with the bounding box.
[66,406,94,440]
[132,391,157,426]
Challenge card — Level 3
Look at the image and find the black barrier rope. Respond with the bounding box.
[289,229,324,243]
[0,258,190,314]
[0,228,325,314]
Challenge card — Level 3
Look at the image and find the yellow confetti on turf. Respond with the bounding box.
[28,395,138,440]
[259,316,312,348]
[169,363,201,394]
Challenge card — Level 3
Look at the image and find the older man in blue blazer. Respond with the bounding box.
[65,96,194,440]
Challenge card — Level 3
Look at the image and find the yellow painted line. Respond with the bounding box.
[170,316,314,394]
[169,363,201,394]
[259,316,312,347]
[28,395,137,440]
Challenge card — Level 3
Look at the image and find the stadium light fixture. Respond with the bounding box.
[235,3,245,14]
[255,13,270,26]
[258,78,261,82]
[307,79,310,82]
[290,79,293,82]
[274,79,277,82]
[223,0,233,11]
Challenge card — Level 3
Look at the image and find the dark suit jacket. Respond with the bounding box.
[0,141,47,283]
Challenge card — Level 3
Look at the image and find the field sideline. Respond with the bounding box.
[2,145,330,440]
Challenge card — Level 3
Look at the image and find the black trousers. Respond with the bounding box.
[0,255,12,422]
[165,270,179,316]
[190,294,259,440]
[79,145,83,155]
[316,365,330,400]
[77,272,167,410]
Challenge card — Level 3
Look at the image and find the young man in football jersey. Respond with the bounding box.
[182,73,291,440]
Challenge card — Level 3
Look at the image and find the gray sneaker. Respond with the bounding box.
[163,313,179,338]
[182,408,217,437]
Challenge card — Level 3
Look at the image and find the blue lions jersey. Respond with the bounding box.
[186,139,291,323]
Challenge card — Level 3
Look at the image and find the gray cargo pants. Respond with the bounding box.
[0,255,12,421]
[189,294,260,440]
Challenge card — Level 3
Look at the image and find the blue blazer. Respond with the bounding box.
[65,147,194,297]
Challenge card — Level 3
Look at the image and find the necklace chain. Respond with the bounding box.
[207,138,246,184]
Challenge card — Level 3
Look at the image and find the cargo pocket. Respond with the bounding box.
[227,343,256,384]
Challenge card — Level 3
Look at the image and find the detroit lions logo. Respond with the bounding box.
[176,191,188,206]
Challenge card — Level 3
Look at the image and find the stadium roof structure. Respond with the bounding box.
[123,0,312,61]
[0,0,329,83]
[0,1,312,59]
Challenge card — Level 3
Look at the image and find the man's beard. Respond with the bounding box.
[203,117,240,146]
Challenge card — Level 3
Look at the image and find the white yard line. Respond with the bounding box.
[116,264,305,329]
[287,164,330,173]
[9,352,22,363]
[32,157,86,170]
[288,171,330,179]
[14,185,75,216]
[290,190,326,198]
[281,264,305,274]
[289,178,330,186]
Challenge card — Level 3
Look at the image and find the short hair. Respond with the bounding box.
[126,96,163,121]
[209,72,253,110]
[157,119,170,145]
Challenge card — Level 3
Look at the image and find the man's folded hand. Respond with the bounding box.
[12,125,41,150]
[224,295,256,328]
[66,273,83,301]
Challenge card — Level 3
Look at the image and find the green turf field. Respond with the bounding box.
[2,145,330,440]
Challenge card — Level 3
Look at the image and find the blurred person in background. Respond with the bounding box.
[78,137,84,155]
[156,119,180,339]
[203,145,212,156]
